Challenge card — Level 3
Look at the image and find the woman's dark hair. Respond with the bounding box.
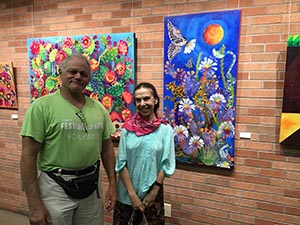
[134,82,160,116]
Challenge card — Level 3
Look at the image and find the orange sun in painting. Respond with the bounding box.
[203,24,224,45]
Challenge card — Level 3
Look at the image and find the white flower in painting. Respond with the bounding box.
[178,98,195,112]
[184,39,196,54]
[198,57,218,75]
[173,125,189,138]
[189,135,204,149]
[209,93,226,105]
[217,121,235,139]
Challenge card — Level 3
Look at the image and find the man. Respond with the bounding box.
[20,53,117,225]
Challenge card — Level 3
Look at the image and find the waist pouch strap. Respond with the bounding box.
[46,161,100,199]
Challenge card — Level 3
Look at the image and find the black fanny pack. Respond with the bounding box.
[46,160,100,199]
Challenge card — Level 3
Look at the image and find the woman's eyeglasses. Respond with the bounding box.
[75,111,88,133]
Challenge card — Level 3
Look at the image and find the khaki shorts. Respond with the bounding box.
[38,171,103,225]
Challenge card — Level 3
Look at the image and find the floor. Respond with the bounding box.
[0,209,29,225]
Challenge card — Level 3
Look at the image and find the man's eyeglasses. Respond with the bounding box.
[75,111,88,133]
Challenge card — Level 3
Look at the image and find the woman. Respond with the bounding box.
[113,82,176,225]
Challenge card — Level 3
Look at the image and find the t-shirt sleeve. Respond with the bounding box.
[20,101,45,144]
[160,124,176,177]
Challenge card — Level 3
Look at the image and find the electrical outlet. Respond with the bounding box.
[164,203,171,217]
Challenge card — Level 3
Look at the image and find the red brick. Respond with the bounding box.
[284,189,300,198]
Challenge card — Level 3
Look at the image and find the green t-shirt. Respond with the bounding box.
[21,90,115,171]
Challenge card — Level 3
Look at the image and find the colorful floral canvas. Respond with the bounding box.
[0,62,18,109]
[27,33,136,137]
[163,10,241,169]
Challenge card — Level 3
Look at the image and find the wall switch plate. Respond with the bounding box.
[164,203,171,217]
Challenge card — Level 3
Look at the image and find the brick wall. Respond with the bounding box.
[0,0,299,224]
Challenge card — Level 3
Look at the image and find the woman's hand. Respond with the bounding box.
[142,185,159,208]
[129,193,145,212]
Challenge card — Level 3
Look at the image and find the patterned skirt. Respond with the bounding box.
[113,186,165,225]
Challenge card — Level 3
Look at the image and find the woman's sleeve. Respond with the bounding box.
[160,125,176,177]
[115,128,128,173]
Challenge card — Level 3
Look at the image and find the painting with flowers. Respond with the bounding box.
[163,10,240,169]
[0,62,18,109]
[27,33,136,137]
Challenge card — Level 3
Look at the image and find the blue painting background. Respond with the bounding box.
[163,10,241,169]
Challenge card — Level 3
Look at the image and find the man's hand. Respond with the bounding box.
[28,204,51,225]
[104,185,117,211]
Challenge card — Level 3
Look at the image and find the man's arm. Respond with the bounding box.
[20,136,50,225]
[101,138,117,211]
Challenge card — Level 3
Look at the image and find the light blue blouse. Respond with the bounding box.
[115,123,176,205]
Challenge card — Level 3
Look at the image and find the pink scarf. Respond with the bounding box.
[122,113,168,136]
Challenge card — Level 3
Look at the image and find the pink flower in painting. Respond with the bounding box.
[37,78,45,88]
[41,87,49,96]
[30,40,40,55]
[31,88,39,99]
[5,98,11,107]
[55,50,67,64]
[115,62,126,76]
[0,71,9,82]
[81,35,91,48]
[62,37,73,48]
[106,35,112,45]
[110,111,121,122]
[118,40,128,56]
[0,86,6,96]
[33,68,44,79]
[122,90,133,104]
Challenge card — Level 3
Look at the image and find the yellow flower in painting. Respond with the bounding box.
[121,108,132,121]
[89,92,99,100]
[104,71,116,84]
[101,94,113,109]
[90,58,99,71]
[45,43,52,51]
